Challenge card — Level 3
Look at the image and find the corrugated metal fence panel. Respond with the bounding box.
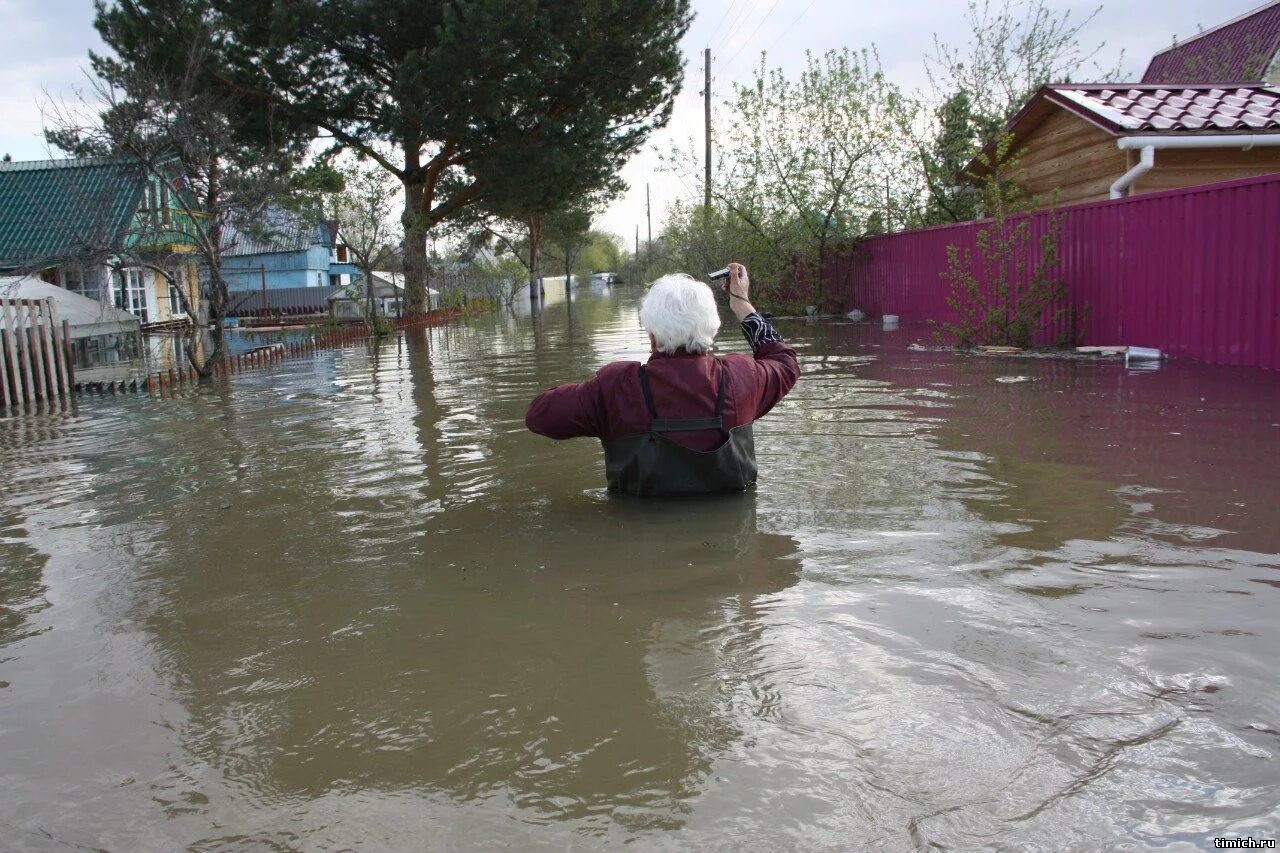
[838,172,1280,370]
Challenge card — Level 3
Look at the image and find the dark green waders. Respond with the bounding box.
[602,358,758,497]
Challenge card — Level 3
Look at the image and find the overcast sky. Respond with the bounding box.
[0,0,1267,246]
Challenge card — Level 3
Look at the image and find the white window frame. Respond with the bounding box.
[114,268,150,324]
[60,266,106,302]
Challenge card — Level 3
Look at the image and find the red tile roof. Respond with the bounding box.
[1044,84,1280,134]
[1142,2,1280,84]
[968,83,1280,177]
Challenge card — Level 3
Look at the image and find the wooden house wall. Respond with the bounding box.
[1129,146,1280,194]
[1008,106,1280,206]
[1008,109,1127,206]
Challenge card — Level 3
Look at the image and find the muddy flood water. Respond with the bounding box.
[1,285,1278,851]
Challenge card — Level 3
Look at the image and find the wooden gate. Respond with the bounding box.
[0,298,75,408]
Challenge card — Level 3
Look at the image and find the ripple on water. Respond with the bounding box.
[0,293,1277,849]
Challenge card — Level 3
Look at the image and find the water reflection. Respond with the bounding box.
[143,483,798,835]
[0,289,1277,849]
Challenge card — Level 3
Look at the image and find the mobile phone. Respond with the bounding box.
[708,267,730,281]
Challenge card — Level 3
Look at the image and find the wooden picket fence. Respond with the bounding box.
[3,306,468,406]
[0,298,75,408]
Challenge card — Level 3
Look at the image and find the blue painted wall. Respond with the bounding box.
[223,246,359,291]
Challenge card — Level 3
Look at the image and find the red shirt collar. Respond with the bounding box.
[647,348,710,361]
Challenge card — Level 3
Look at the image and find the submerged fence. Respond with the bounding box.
[0,298,75,407]
[4,305,469,405]
[836,172,1280,370]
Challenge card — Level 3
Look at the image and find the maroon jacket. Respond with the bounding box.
[526,320,799,451]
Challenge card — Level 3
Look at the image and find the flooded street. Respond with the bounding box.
[1,285,1278,850]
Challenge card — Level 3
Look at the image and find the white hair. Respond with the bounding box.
[640,274,721,354]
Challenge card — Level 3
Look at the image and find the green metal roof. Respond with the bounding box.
[0,157,146,271]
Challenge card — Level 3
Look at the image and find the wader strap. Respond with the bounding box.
[637,363,660,420]
[714,357,727,417]
[638,360,729,434]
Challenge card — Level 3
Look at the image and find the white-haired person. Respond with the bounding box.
[526,263,799,496]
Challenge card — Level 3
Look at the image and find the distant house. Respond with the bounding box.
[0,156,201,328]
[329,272,440,319]
[1142,1,1280,85]
[221,208,359,291]
[972,83,1280,206]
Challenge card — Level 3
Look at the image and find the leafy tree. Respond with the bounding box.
[925,0,1124,133]
[463,256,528,308]
[200,0,691,313]
[578,231,625,277]
[915,1,1125,230]
[651,200,778,295]
[667,48,918,313]
[541,205,598,289]
[328,160,400,333]
[918,92,986,225]
[935,136,1073,349]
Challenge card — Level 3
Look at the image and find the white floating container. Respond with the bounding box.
[882,314,899,329]
[1125,346,1162,363]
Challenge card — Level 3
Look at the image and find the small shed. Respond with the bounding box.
[329,273,439,319]
[972,83,1280,207]
[0,276,142,377]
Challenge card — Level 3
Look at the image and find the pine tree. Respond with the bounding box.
[210,0,691,312]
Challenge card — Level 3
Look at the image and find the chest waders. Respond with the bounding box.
[602,358,758,497]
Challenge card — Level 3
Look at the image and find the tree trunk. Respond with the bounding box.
[400,141,430,315]
[402,183,430,316]
[364,264,382,331]
[203,267,228,378]
[196,163,226,379]
[527,215,542,305]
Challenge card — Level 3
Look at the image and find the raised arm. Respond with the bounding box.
[723,263,799,419]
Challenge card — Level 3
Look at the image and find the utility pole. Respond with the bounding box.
[704,47,712,211]
[646,183,652,247]
[635,225,639,260]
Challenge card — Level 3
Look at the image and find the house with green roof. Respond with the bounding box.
[0,156,201,328]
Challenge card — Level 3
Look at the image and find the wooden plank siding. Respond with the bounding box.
[1131,146,1280,194]
[1006,109,1127,206]
[1003,105,1280,207]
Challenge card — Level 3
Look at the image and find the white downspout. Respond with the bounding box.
[1110,145,1155,199]
[1110,134,1280,199]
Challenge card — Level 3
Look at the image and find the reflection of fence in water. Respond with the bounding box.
[0,298,74,408]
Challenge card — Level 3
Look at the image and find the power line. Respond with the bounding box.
[719,0,787,69]
[765,0,820,54]
[712,0,761,56]
[706,0,745,45]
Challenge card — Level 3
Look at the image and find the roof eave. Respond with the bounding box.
[965,86,1124,179]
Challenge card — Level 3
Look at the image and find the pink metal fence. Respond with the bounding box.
[837,172,1280,370]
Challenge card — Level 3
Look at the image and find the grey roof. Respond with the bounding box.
[0,157,145,270]
[226,285,342,317]
[334,275,408,301]
[0,275,141,338]
[223,207,337,257]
